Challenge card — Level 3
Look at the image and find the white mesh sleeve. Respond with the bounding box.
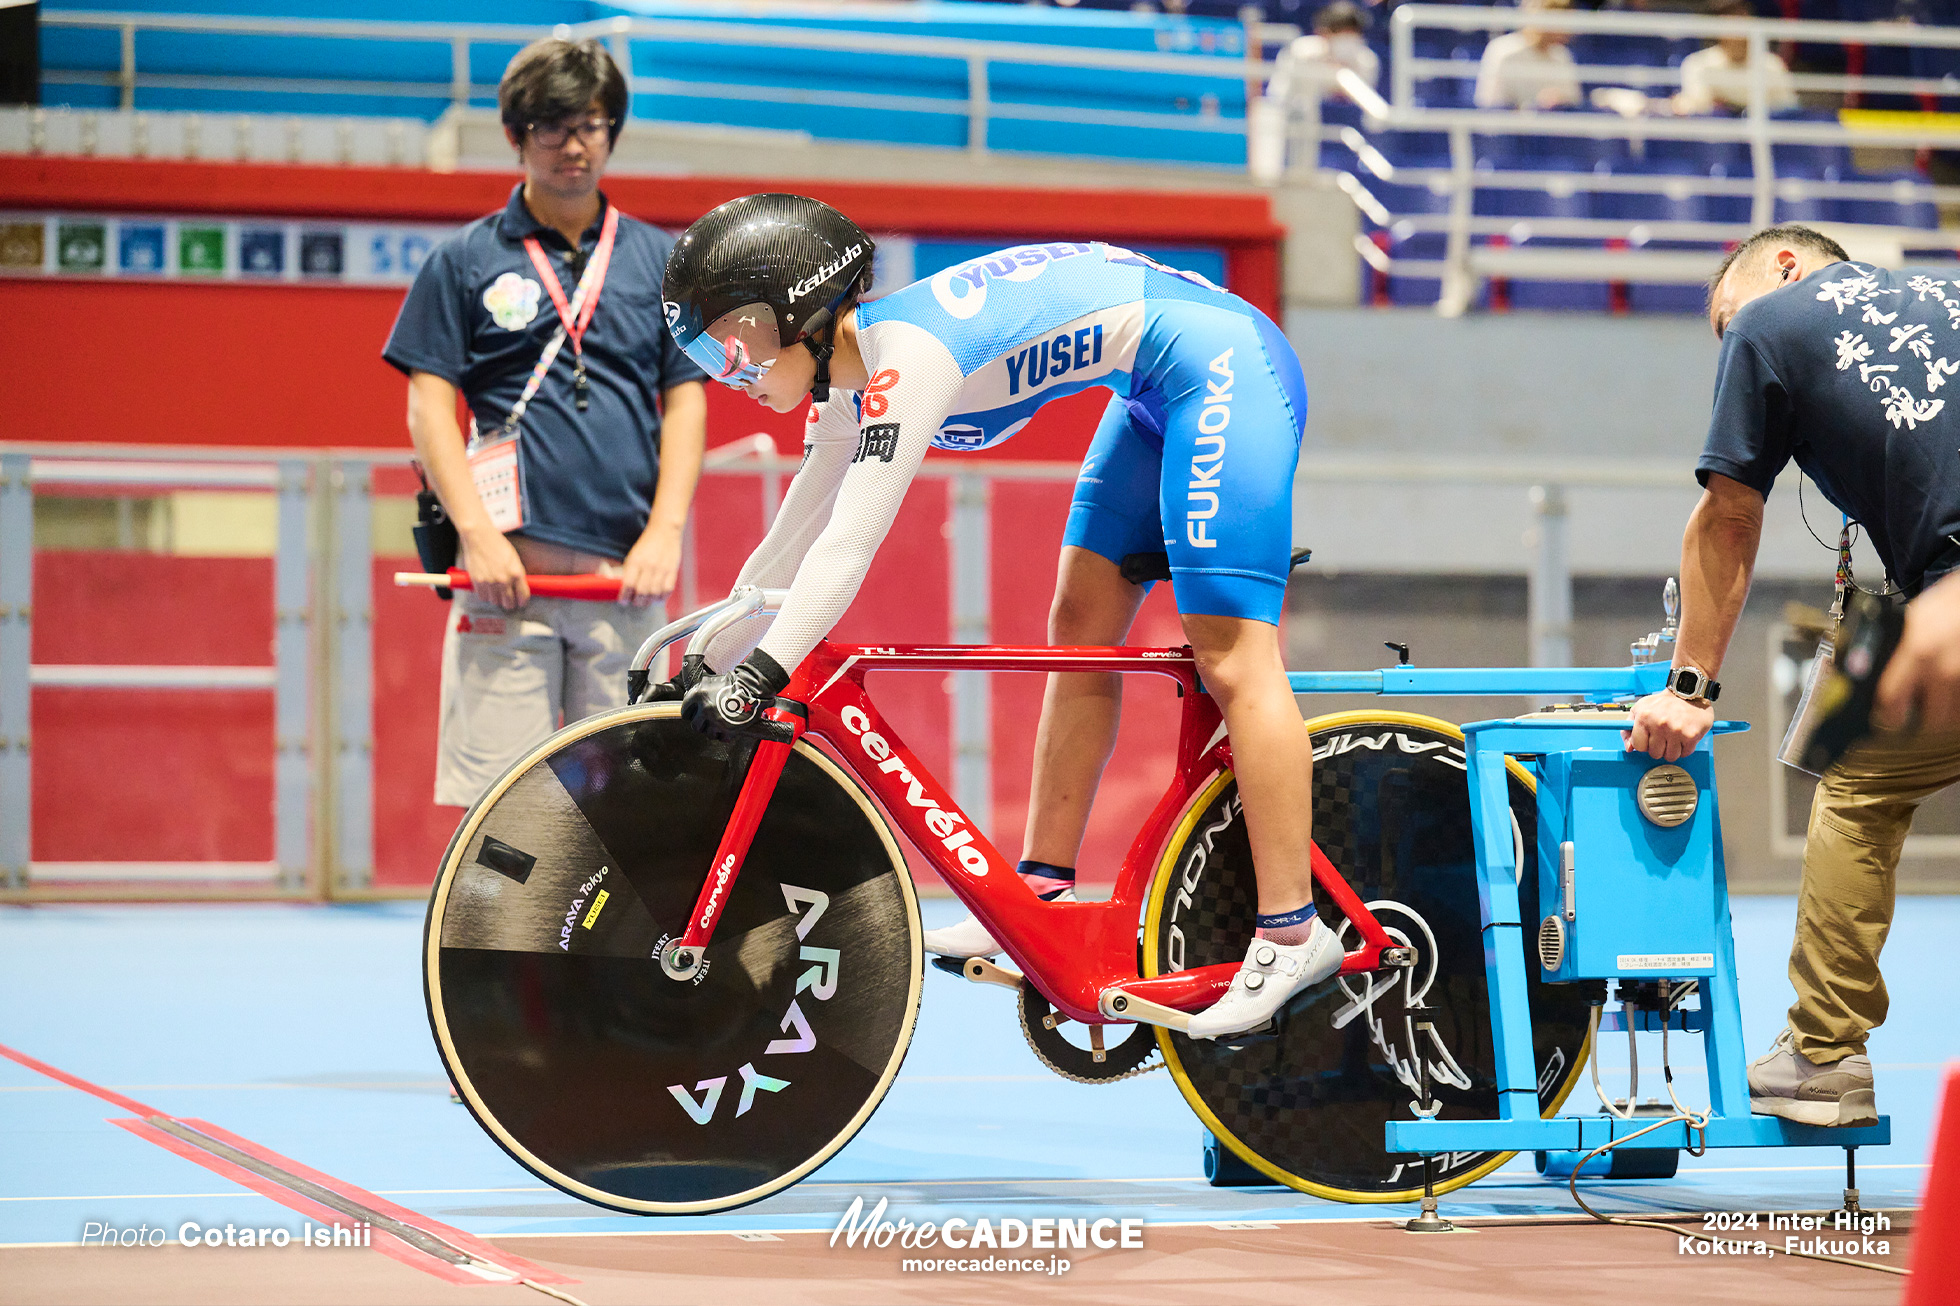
[698,396,860,670]
[753,322,969,673]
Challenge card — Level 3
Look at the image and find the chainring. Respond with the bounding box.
[1017,982,1161,1084]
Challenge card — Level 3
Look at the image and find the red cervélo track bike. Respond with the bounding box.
[418,580,1588,1215]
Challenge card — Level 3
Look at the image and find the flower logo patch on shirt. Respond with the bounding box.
[483,272,543,331]
[860,369,901,418]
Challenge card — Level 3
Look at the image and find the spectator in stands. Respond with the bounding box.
[1251,1,1380,179]
[1630,224,1960,1130]
[1474,0,1583,111]
[1269,1,1381,101]
[1672,0,1799,114]
[382,37,708,807]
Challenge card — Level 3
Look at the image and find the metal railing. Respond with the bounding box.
[0,439,1706,900]
[41,8,1269,159]
[1259,7,1960,311]
[0,449,314,894]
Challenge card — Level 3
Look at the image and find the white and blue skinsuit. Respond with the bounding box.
[701,241,1310,674]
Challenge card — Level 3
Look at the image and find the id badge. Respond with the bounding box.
[468,434,524,533]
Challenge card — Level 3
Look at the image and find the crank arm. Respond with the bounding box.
[1336,943,1418,976]
[1098,988,1191,1034]
[927,954,1023,990]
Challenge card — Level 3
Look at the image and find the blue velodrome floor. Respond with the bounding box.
[0,895,1953,1251]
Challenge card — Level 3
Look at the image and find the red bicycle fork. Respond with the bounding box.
[660,703,805,981]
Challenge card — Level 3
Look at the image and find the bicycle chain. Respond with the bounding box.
[1016,981,1164,1084]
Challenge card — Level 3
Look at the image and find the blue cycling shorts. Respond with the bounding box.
[1062,301,1307,624]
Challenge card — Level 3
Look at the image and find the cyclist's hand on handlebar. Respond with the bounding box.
[644,654,712,703]
[1625,690,1714,762]
[682,650,791,738]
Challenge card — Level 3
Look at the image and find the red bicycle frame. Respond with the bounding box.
[670,641,1401,1026]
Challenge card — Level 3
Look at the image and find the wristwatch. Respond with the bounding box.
[1668,665,1722,705]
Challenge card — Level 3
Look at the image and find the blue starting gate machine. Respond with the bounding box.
[1280,584,1888,1221]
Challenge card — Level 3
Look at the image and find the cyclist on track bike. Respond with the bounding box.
[661,193,1336,1039]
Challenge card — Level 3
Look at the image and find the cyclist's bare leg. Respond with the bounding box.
[1180,613,1313,915]
[1021,546,1148,868]
[1180,612,1336,1038]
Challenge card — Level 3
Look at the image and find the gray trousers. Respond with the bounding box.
[434,590,657,807]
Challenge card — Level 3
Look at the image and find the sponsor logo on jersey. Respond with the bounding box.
[855,422,901,464]
[962,305,1143,414]
[789,242,864,302]
[1005,325,1105,397]
[1102,245,1226,293]
[929,242,1095,319]
[860,368,901,418]
[1186,349,1232,549]
[934,424,989,449]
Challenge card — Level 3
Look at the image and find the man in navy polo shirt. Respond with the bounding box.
[384,36,707,806]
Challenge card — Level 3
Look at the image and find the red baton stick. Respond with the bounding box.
[393,569,625,601]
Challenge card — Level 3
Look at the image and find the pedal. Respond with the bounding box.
[928,954,1022,990]
[1218,1020,1279,1052]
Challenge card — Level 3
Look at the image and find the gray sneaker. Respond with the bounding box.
[1747,1027,1878,1127]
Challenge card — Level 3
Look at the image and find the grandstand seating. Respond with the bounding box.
[24,0,1960,313]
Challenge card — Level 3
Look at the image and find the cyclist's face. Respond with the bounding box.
[745,342,817,413]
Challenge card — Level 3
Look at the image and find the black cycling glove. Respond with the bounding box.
[682,649,792,738]
[637,653,711,704]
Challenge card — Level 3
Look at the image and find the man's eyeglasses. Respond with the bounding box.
[525,116,616,149]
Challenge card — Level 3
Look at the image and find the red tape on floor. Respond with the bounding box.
[0,1040,574,1288]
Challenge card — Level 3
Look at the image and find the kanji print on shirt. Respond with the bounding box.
[1818,266,1951,430]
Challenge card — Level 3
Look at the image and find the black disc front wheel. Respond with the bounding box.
[423,703,922,1215]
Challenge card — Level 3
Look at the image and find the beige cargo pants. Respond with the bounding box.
[1787,727,1960,1062]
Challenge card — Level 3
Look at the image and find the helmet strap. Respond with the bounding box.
[802,307,838,403]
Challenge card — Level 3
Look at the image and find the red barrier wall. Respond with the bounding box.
[0,157,1279,456]
[6,156,1279,891]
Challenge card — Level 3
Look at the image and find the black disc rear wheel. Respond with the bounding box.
[1143,710,1591,1203]
[423,703,921,1215]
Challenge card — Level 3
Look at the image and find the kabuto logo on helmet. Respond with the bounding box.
[790,244,866,302]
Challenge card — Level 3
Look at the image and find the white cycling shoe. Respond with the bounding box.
[1185,919,1342,1041]
[922,888,1076,958]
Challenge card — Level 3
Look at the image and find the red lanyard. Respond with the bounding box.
[523,204,620,409]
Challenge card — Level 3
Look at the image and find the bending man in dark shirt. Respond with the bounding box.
[1630,225,1960,1128]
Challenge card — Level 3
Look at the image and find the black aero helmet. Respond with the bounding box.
[663,193,875,400]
